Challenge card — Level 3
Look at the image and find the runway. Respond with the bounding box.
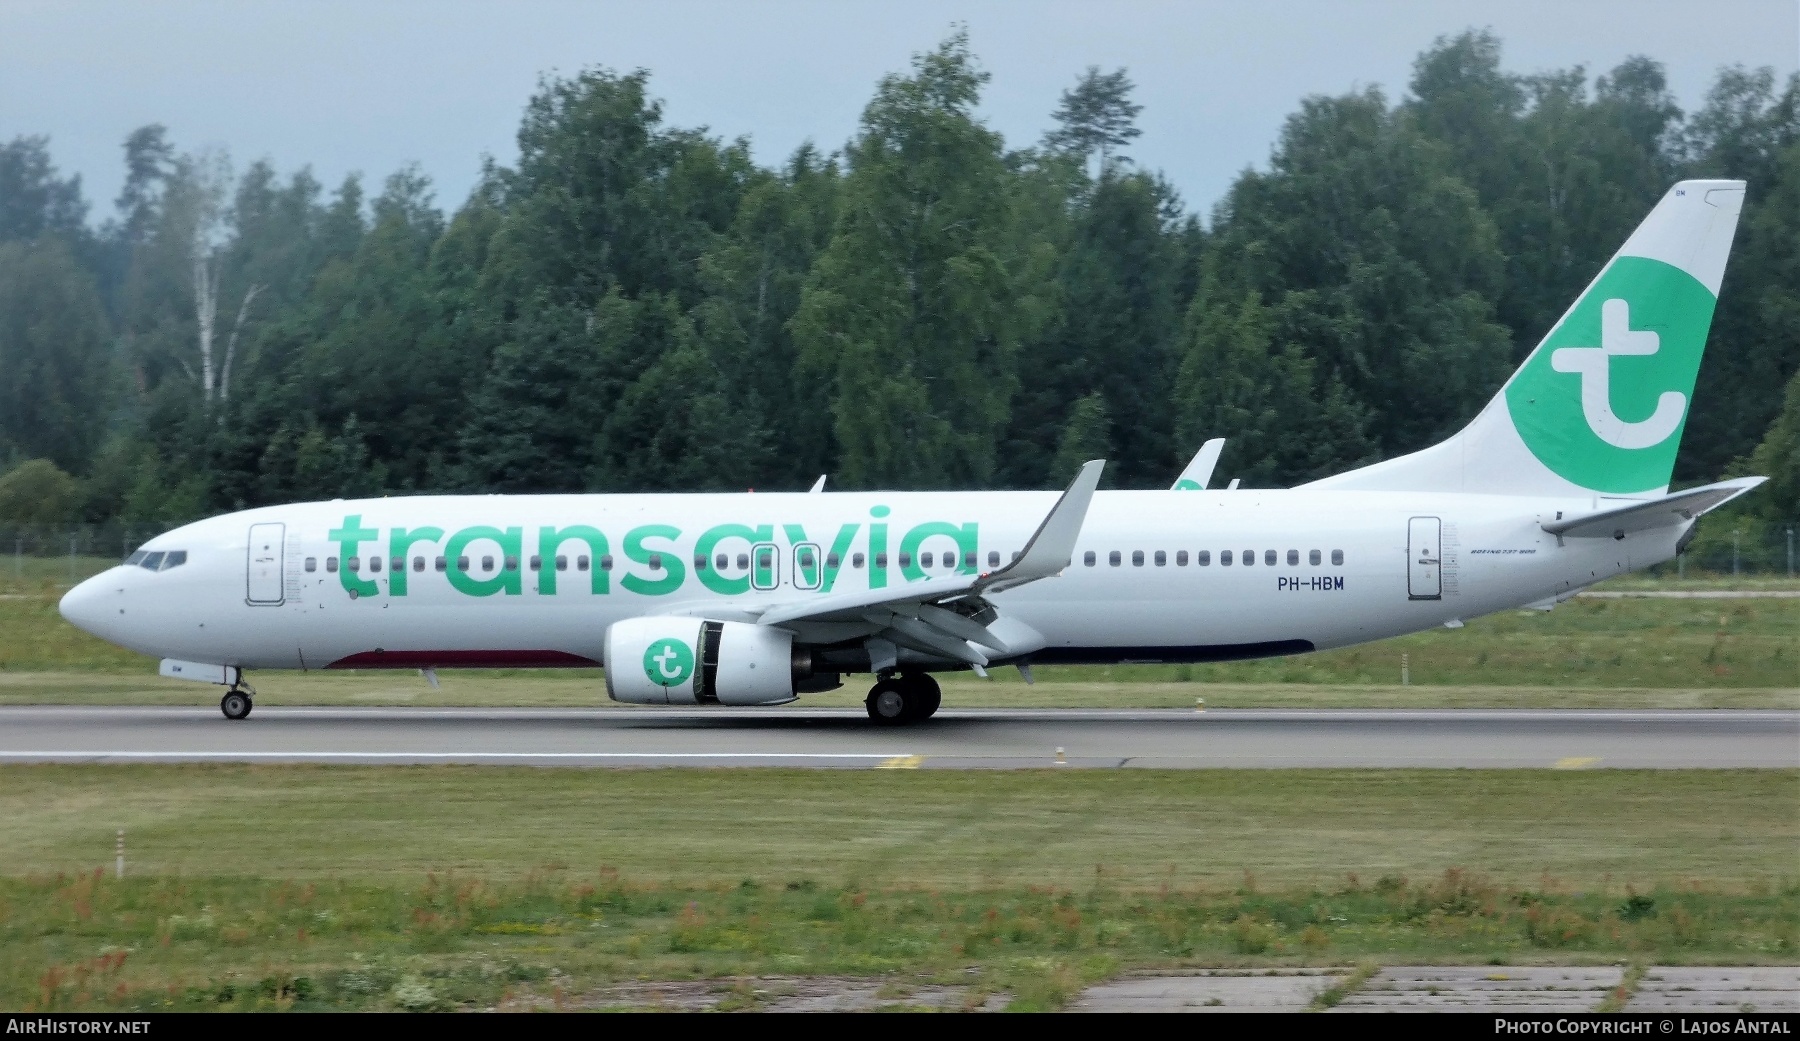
[0,706,1793,769]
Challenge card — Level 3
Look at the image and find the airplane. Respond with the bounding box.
[59,180,1765,725]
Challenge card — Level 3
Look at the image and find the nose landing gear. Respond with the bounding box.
[865,672,941,724]
[220,682,255,720]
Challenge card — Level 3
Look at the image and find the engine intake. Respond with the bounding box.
[604,616,801,706]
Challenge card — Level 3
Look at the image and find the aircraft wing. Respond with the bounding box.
[1542,476,1766,539]
[1172,438,1225,490]
[750,460,1105,664]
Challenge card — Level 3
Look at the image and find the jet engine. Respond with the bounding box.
[604,616,805,706]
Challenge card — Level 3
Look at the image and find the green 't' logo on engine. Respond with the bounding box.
[1504,255,1718,494]
[643,638,695,687]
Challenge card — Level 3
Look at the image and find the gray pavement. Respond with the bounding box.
[1628,967,1800,1013]
[1072,966,1800,1012]
[1332,966,1621,1012]
[0,706,1793,769]
[1072,971,1344,1012]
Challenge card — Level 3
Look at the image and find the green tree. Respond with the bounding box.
[1044,66,1144,175]
[1173,287,1374,486]
[1213,87,1511,461]
[1680,76,1800,479]
[0,136,87,243]
[691,145,842,487]
[0,459,82,524]
[1732,367,1799,523]
[792,32,1035,487]
[1051,391,1112,479]
[0,240,112,470]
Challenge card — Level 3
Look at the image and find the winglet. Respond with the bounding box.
[1172,439,1225,490]
[978,460,1104,591]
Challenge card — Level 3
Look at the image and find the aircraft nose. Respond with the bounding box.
[58,572,116,637]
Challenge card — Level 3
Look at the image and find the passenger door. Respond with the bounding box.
[246,523,285,605]
[1407,516,1442,601]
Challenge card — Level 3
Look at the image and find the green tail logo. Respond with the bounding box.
[1505,256,1718,494]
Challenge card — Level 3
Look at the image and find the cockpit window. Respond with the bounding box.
[130,549,187,571]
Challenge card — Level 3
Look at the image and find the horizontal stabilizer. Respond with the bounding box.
[1542,477,1765,539]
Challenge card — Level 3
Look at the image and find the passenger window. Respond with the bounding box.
[898,553,911,567]
[798,549,815,568]
[757,549,773,569]
[162,551,187,570]
[1309,549,1321,565]
[391,557,404,572]
[693,555,707,571]
[737,553,750,570]
[327,557,339,573]
[1084,551,1096,567]
[826,552,840,568]
[456,556,469,571]
[481,556,494,572]
[1132,550,1145,566]
[555,555,567,571]
[987,551,1000,568]
[1154,550,1166,566]
[412,557,424,572]
[964,552,976,568]
[1197,550,1210,566]
[504,556,518,572]
[370,556,383,572]
[647,554,662,571]
[435,556,447,572]
[875,553,888,568]
[530,555,542,571]
[1331,549,1344,566]
[141,551,165,571]
[1286,549,1298,565]
[348,557,361,572]
[1109,551,1122,567]
[598,555,612,571]
[1243,550,1255,567]
[1176,550,1188,566]
[715,553,729,570]
[852,552,865,568]
[1220,550,1232,566]
[305,557,317,573]
[1265,550,1277,566]
[921,552,933,568]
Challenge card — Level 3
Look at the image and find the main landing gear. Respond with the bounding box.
[220,681,255,721]
[865,673,941,725]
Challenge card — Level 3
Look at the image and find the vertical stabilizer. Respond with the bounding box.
[1305,180,1746,497]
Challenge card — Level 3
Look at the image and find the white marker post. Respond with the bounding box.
[1401,653,1410,687]
[115,828,124,879]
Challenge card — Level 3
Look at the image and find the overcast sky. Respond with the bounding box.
[4,0,1796,224]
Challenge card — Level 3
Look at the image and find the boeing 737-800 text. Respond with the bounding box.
[59,180,1765,723]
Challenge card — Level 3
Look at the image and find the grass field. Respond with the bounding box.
[2,766,1794,1010]
[3,566,1794,706]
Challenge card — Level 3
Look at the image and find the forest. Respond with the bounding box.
[0,30,1795,553]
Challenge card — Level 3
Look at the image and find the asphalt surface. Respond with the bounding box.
[0,706,1793,769]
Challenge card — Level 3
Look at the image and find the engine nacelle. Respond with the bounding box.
[604,616,800,706]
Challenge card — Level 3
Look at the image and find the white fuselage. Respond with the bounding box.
[60,488,1677,675]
